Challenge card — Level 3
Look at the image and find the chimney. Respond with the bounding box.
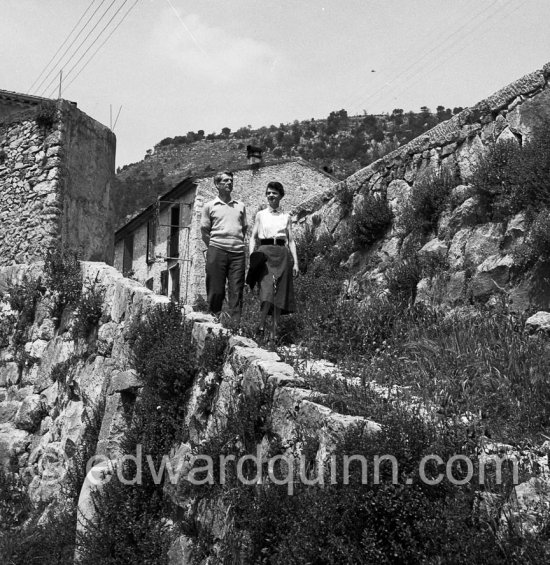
[246,144,263,168]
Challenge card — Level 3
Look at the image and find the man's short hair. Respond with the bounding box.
[266,181,284,198]
[214,171,234,185]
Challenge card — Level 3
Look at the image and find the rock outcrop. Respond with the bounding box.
[292,62,550,312]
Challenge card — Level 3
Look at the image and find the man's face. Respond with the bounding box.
[216,174,233,198]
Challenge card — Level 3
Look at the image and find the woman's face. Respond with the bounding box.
[266,188,282,208]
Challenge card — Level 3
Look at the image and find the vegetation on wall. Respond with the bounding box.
[349,192,393,250]
[471,123,550,221]
[35,100,58,129]
[399,167,459,238]
[76,304,229,564]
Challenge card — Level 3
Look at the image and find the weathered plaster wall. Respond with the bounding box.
[114,186,197,301]
[60,101,116,262]
[0,99,116,266]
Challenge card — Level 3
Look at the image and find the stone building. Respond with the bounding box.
[0,89,116,265]
[114,158,336,303]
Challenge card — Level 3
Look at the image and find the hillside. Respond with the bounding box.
[114,105,463,226]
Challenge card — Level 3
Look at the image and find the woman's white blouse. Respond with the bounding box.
[256,208,289,240]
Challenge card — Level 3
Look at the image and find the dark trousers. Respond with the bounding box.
[205,246,245,323]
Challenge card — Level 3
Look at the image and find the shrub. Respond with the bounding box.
[73,284,104,337]
[385,255,423,304]
[471,121,550,220]
[7,276,42,366]
[295,225,349,274]
[77,304,212,563]
[182,375,504,564]
[335,182,354,217]
[349,192,393,249]
[399,167,458,237]
[44,248,82,319]
[524,208,550,263]
[35,100,58,129]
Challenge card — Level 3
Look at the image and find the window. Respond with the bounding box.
[160,270,168,296]
[145,278,154,290]
[169,205,180,258]
[123,234,134,276]
[146,218,156,264]
[170,264,180,302]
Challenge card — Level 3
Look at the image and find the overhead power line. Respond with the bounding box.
[32,0,112,96]
[28,0,98,94]
[59,0,140,98]
[367,0,523,113]
[38,0,120,97]
[47,0,135,98]
[345,0,503,114]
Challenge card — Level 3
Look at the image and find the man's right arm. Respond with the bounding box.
[200,202,211,247]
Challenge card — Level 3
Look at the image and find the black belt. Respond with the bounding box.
[260,238,286,246]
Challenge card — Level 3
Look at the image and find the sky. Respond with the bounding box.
[2,0,550,168]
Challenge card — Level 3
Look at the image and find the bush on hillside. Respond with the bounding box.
[399,167,458,237]
[384,255,423,305]
[44,248,82,319]
[471,121,550,220]
[349,192,393,250]
[77,304,225,564]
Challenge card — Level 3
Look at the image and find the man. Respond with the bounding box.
[200,171,248,324]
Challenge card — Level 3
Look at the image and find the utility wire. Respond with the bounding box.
[60,0,139,97]
[28,0,98,94]
[368,0,521,113]
[346,0,500,113]
[48,0,133,98]
[38,0,120,97]
[354,0,501,112]
[32,0,110,96]
[343,0,483,111]
[384,0,528,111]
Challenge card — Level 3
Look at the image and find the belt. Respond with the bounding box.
[260,238,286,246]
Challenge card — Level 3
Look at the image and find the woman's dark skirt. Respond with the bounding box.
[257,244,295,314]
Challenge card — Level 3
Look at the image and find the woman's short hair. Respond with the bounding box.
[266,181,284,197]
[214,170,233,185]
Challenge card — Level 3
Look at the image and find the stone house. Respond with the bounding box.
[0,89,116,265]
[114,158,336,303]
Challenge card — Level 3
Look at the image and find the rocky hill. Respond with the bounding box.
[114,106,462,226]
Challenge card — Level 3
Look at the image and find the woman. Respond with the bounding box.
[248,181,299,343]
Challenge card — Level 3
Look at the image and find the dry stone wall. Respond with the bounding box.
[294,63,550,223]
[0,100,116,266]
[291,62,550,311]
[0,113,62,265]
[0,261,376,560]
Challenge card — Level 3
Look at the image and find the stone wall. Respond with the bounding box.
[293,62,550,224]
[291,62,550,311]
[0,261,374,537]
[0,98,116,266]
